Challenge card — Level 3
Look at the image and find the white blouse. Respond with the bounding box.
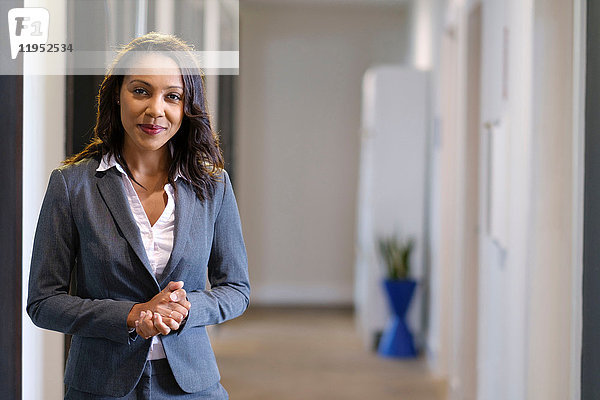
[97,152,180,360]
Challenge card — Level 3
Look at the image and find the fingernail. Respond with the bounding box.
[170,293,178,301]
[140,311,145,318]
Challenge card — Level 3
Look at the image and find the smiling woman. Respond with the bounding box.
[26,33,249,399]
[119,57,184,153]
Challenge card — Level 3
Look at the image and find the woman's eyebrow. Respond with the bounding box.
[128,79,183,90]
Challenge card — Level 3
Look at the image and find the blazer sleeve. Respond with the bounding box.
[183,170,250,329]
[27,169,136,345]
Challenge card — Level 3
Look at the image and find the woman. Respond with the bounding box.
[27,32,249,399]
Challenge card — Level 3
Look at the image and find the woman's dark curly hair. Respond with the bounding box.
[64,32,224,201]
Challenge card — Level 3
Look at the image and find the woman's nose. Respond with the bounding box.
[145,96,165,118]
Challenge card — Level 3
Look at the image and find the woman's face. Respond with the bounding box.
[119,54,184,156]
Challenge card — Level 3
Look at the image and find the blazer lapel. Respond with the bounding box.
[159,179,196,286]
[96,168,157,284]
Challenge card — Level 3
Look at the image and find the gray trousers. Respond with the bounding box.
[65,359,229,400]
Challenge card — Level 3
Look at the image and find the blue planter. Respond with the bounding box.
[378,279,417,358]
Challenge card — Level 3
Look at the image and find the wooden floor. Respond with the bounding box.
[209,307,447,400]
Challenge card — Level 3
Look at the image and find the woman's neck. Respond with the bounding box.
[122,145,171,178]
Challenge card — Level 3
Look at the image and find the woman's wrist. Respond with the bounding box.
[126,303,145,328]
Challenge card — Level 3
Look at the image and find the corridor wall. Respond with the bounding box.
[235,2,411,306]
[426,0,583,399]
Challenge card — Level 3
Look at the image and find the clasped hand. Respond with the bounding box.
[127,281,191,340]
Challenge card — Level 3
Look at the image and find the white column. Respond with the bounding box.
[22,0,67,398]
[154,0,174,34]
[204,0,220,129]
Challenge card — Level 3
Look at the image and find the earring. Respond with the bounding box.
[116,99,120,105]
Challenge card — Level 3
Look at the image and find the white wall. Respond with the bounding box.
[22,1,66,399]
[476,1,535,398]
[427,0,582,399]
[236,2,411,305]
[527,0,575,398]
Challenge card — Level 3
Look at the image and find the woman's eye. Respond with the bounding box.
[167,93,182,101]
[133,88,148,95]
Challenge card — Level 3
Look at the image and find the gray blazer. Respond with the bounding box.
[27,157,250,397]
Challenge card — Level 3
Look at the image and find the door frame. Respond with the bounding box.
[0,1,23,398]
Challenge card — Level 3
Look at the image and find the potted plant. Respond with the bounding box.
[377,234,417,358]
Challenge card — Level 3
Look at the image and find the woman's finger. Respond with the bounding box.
[168,303,189,320]
[179,299,191,311]
[158,309,182,323]
[163,316,180,331]
[153,313,172,335]
[138,310,157,339]
[169,288,187,304]
[161,312,183,329]
[136,320,151,339]
[162,281,184,293]
[167,310,185,323]
[156,302,189,321]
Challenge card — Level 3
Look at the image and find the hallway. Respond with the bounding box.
[210,308,446,400]
[8,0,588,399]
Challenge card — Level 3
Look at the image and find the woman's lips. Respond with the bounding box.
[138,124,166,135]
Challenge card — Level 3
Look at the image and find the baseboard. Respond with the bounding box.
[250,283,354,306]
